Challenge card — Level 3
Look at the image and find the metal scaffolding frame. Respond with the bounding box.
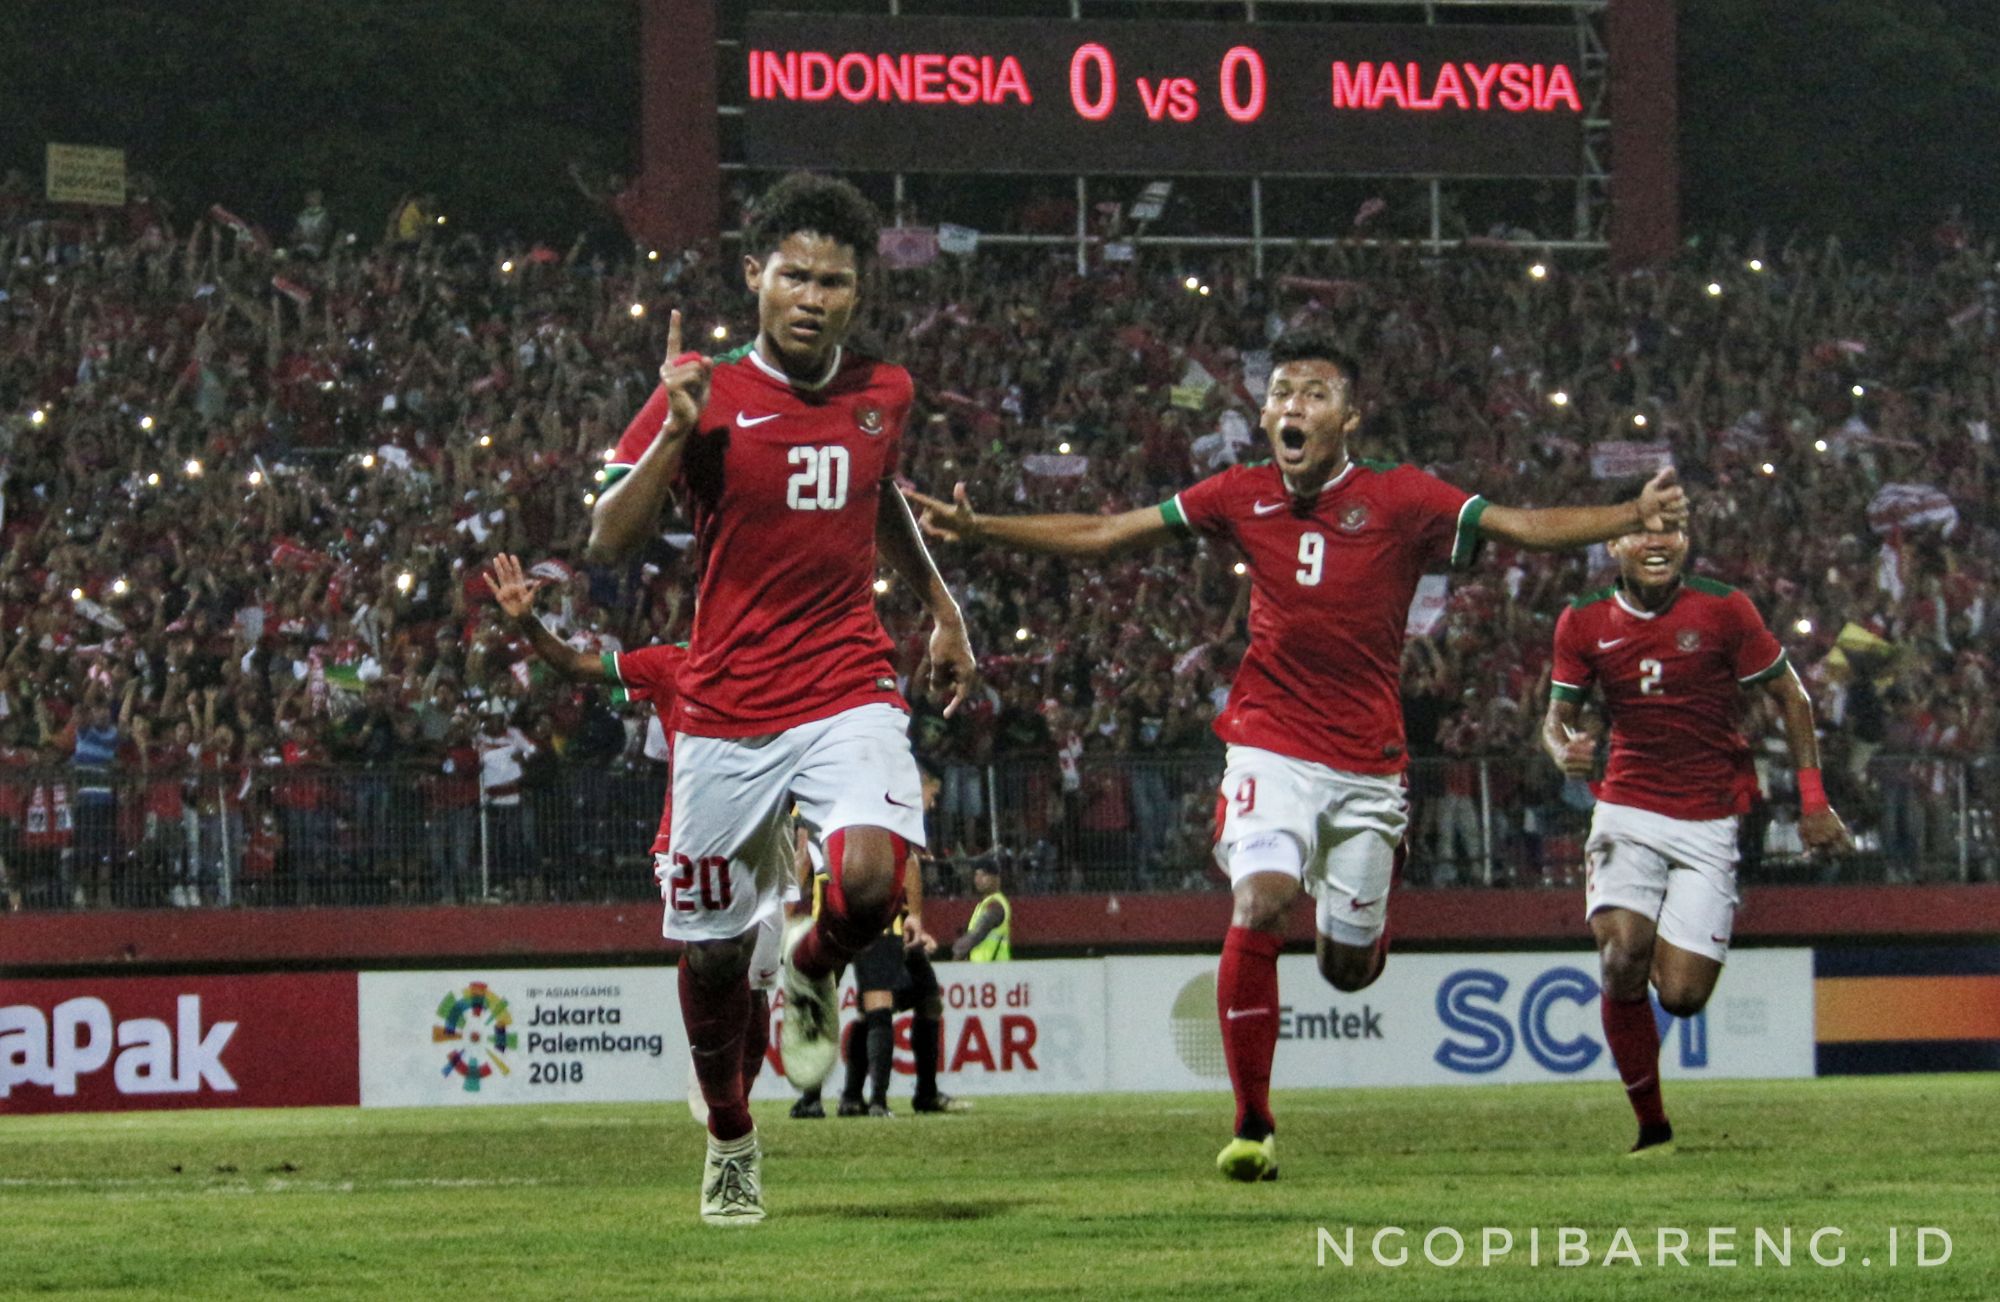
[718,0,1612,270]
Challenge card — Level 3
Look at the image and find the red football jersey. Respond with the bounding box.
[1164,459,1487,774]
[604,643,687,854]
[1550,577,1787,820]
[607,344,911,738]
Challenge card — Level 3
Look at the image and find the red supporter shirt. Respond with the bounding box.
[607,344,911,738]
[1550,577,1788,820]
[1163,459,1486,774]
[604,643,687,854]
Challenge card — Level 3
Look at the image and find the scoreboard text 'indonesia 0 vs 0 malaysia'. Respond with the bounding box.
[740,16,1585,178]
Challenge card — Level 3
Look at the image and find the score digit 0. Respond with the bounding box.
[1069,42,1116,120]
[1219,45,1266,122]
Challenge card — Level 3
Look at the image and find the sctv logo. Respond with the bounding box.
[1433,966,1706,1075]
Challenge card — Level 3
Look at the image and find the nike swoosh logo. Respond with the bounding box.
[1224,1007,1271,1020]
[1597,638,1627,649]
[1349,896,1382,911]
[736,412,780,428]
[884,793,915,809]
[1252,500,1288,516]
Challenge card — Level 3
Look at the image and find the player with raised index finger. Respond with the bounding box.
[588,173,976,1225]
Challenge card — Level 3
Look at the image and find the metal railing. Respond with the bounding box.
[0,754,1990,913]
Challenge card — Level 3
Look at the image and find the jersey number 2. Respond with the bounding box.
[786,445,850,511]
[1639,659,1664,696]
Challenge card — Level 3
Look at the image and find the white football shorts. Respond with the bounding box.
[1215,744,1408,948]
[663,703,926,945]
[1583,800,1741,963]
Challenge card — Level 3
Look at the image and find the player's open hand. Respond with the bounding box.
[484,553,543,620]
[658,310,711,435]
[1554,726,1597,779]
[926,617,977,718]
[1637,466,1687,533]
[1800,807,1854,857]
[902,482,979,544]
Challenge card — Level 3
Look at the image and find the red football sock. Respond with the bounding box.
[1218,926,1284,1141]
[791,830,907,981]
[741,988,771,1096]
[678,954,753,1141]
[1601,995,1668,1129]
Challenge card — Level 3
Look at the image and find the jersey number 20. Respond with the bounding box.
[786,445,850,511]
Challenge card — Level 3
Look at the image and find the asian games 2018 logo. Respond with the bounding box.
[433,981,517,1092]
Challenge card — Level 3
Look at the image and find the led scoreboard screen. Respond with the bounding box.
[741,16,1584,177]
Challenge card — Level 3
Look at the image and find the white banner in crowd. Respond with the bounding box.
[1588,440,1674,481]
[354,952,1811,1108]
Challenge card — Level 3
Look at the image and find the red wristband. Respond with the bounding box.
[1797,768,1829,815]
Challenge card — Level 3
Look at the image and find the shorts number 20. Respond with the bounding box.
[669,854,734,913]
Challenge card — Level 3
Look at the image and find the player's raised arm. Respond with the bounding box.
[484,553,606,682]
[1760,664,1855,854]
[586,310,710,565]
[1479,467,1687,552]
[876,487,977,717]
[904,482,1180,558]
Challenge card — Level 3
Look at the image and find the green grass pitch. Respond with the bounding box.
[1,1076,1994,1299]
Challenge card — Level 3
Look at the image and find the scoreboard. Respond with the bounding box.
[741,16,1585,178]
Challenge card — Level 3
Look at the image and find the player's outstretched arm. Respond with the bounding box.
[484,553,607,683]
[586,310,710,566]
[1480,468,1687,552]
[1541,696,1597,778]
[1762,665,1855,854]
[903,482,1178,558]
[877,488,977,717]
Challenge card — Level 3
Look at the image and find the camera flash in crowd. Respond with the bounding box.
[647,250,660,262]
[69,587,83,602]
[1198,284,1211,296]
[873,578,890,595]
[1058,441,1072,455]
[146,472,160,487]
[711,324,729,341]
[1632,413,1648,427]
[139,414,155,431]
[1014,627,1030,642]
[582,492,597,506]
[478,434,493,448]
[1183,276,1199,291]
[1760,462,1777,475]
[361,453,376,469]
[1528,263,1548,280]
[1814,439,1830,453]
[1851,384,1865,397]
[396,572,414,594]
[29,408,45,425]
[1233,562,1248,576]
[629,302,646,318]
[435,215,447,226]
[1550,391,1570,407]
[1748,258,1765,272]
[1795,618,1814,635]
[1706,282,1723,297]
[184,458,203,478]
[247,470,263,486]
[500,260,514,274]
[112,578,129,596]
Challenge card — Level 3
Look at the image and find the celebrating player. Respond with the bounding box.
[906,330,1686,1183]
[483,554,783,1116]
[1541,521,1851,1156]
[588,174,976,1225]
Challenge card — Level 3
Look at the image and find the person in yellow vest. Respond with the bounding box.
[952,863,1011,961]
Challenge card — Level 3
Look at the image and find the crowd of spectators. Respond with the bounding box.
[1,172,1995,909]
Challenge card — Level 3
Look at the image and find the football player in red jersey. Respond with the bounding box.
[484,554,784,1118]
[587,175,975,1224]
[907,330,1685,1182]
[1542,522,1851,1156]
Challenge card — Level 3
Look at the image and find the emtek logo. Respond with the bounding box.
[0,996,238,1097]
[1434,966,1706,1075]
